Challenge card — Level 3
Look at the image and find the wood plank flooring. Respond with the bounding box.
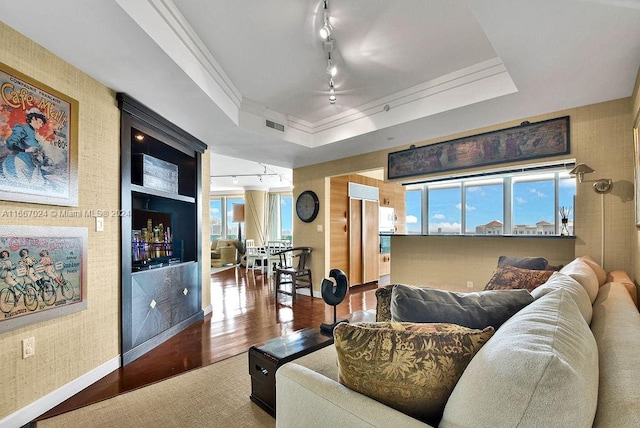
[36,267,385,421]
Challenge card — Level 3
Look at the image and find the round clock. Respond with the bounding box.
[296,190,319,223]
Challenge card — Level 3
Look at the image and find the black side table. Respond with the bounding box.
[249,327,333,416]
[248,310,375,416]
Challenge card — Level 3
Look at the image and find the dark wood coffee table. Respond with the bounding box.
[248,310,375,416]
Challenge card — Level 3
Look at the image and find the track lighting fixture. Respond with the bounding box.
[210,161,292,187]
[319,0,339,104]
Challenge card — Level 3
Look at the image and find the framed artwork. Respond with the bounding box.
[634,113,640,227]
[0,225,87,333]
[388,116,570,180]
[0,61,79,206]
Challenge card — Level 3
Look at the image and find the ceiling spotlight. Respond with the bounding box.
[259,175,263,182]
[134,134,144,141]
[320,23,331,40]
[232,176,238,184]
[327,58,337,77]
[329,79,336,104]
[319,1,332,40]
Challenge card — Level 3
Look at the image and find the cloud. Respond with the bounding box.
[429,222,461,233]
[455,203,476,211]
[516,197,527,204]
[406,215,418,224]
[529,188,547,198]
[467,187,482,193]
[432,213,445,220]
[211,208,220,214]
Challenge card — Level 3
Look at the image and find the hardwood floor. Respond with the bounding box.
[36,266,385,421]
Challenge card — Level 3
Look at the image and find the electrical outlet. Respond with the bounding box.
[466,281,474,289]
[22,337,35,359]
[96,216,104,232]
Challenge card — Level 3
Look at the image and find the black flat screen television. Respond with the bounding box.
[131,209,180,270]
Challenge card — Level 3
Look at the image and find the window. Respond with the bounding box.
[211,193,292,241]
[405,166,574,236]
[226,197,244,239]
[405,189,422,234]
[280,194,293,240]
[512,174,555,235]
[428,184,461,235]
[465,179,503,234]
[210,199,222,241]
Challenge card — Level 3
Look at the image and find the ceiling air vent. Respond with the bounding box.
[265,119,285,132]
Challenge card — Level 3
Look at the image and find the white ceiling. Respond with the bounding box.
[2,0,640,192]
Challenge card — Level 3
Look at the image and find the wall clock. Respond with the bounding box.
[296,190,319,223]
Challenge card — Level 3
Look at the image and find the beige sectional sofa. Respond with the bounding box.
[275,256,640,427]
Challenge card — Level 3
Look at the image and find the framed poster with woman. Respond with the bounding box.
[0,61,78,206]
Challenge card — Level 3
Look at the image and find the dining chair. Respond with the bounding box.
[274,247,312,301]
[245,240,268,273]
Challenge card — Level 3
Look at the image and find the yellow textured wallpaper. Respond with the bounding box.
[632,67,640,283]
[0,21,120,418]
[296,98,635,287]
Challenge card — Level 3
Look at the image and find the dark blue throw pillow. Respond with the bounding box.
[390,284,534,330]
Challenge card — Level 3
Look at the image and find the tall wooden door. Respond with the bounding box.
[349,198,379,286]
[349,198,363,286]
[362,199,379,283]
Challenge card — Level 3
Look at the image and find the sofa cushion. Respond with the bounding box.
[497,255,549,270]
[390,284,533,330]
[484,265,553,292]
[334,321,494,425]
[375,284,413,322]
[560,258,599,303]
[591,282,640,427]
[578,255,607,286]
[531,272,593,324]
[440,288,598,428]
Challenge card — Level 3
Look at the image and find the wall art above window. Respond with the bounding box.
[388,116,570,180]
[0,61,79,206]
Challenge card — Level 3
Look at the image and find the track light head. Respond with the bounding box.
[329,79,336,104]
[327,59,337,77]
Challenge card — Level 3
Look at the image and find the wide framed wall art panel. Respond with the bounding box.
[388,116,570,180]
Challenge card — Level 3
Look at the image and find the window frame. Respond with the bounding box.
[406,166,574,236]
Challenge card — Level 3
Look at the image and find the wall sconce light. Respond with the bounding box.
[569,163,612,194]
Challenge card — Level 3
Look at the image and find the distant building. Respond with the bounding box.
[470,219,574,236]
[475,220,503,235]
[536,221,554,235]
[512,224,538,235]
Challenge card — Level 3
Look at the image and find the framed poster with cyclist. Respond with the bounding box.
[0,225,87,333]
[0,61,79,207]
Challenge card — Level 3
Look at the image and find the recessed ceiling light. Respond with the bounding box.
[134,134,144,141]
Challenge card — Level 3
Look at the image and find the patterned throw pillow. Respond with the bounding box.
[497,255,549,270]
[334,322,494,424]
[484,265,553,292]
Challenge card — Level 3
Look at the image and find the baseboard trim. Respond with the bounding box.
[203,304,212,317]
[0,355,120,428]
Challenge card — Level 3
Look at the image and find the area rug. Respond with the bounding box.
[38,352,275,428]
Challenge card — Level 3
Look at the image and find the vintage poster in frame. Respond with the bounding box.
[0,225,87,333]
[0,61,79,206]
[388,116,570,180]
